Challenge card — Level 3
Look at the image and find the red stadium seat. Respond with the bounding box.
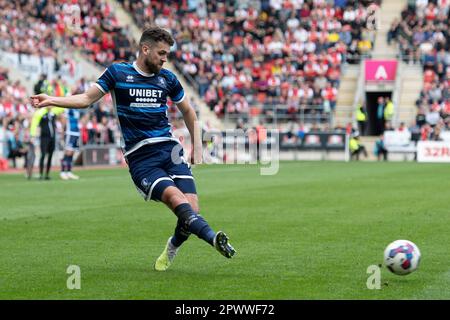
[250,106,261,117]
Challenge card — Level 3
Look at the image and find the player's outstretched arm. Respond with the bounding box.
[31,86,105,109]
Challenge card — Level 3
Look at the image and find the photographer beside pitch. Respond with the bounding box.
[31,27,236,271]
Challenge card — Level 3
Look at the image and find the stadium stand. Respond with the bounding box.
[3,0,449,167]
[118,0,381,129]
[0,66,31,165]
[0,0,137,67]
[0,0,385,167]
[0,67,121,169]
[0,0,144,168]
[391,0,450,139]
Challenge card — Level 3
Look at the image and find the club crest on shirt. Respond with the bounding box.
[158,76,166,88]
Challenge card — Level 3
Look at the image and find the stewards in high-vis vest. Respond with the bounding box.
[384,98,394,123]
[356,104,367,136]
[349,135,368,161]
[30,107,65,180]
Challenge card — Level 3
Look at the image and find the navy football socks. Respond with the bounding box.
[173,203,216,246]
[61,155,73,172]
[171,218,191,247]
[67,155,73,172]
[61,156,68,172]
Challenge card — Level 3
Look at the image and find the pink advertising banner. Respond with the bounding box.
[365,60,398,82]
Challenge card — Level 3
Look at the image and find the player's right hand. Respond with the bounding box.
[190,144,203,165]
[30,94,52,108]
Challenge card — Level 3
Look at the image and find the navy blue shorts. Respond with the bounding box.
[65,134,79,151]
[126,141,196,201]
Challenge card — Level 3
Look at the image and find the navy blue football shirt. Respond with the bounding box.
[66,109,80,136]
[95,62,185,156]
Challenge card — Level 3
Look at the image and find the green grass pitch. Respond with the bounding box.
[0,161,449,299]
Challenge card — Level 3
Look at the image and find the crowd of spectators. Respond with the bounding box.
[120,0,381,126]
[0,66,31,167]
[0,0,201,166]
[389,0,450,138]
[1,0,202,167]
[1,66,190,165]
[0,66,31,120]
[1,70,123,168]
[0,0,137,68]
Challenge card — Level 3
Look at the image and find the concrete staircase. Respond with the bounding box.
[0,51,35,95]
[335,0,418,132]
[372,0,407,58]
[371,0,420,129]
[334,65,360,127]
[108,0,223,130]
[72,51,103,79]
[396,63,423,126]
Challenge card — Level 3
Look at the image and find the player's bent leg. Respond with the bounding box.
[168,193,197,247]
[161,186,189,210]
[162,187,215,245]
[182,192,236,259]
[161,187,237,259]
[140,181,184,271]
[168,190,197,249]
[168,177,198,247]
[184,193,199,214]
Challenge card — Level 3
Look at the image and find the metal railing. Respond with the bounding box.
[219,104,333,128]
[392,58,403,127]
[351,60,367,127]
[172,60,200,94]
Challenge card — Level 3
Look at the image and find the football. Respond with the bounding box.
[384,240,421,275]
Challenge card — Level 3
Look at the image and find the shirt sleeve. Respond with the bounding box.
[51,107,66,116]
[95,66,116,94]
[168,75,185,104]
[30,108,47,137]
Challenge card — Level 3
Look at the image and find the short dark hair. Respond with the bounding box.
[139,27,174,47]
